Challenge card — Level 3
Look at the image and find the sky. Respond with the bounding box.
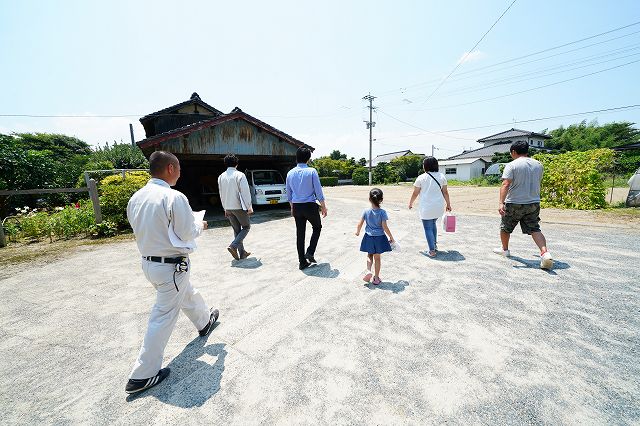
[1,0,639,160]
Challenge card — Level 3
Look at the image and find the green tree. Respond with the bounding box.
[546,120,640,152]
[357,157,367,166]
[390,154,424,181]
[90,142,149,169]
[352,167,369,185]
[13,132,92,160]
[329,150,347,160]
[372,162,400,184]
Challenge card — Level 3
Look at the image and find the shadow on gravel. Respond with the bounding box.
[302,262,340,278]
[510,255,571,275]
[430,250,465,262]
[126,337,227,408]
[231,257,263,269]
[365,280,409,293]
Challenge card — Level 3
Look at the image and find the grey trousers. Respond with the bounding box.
[227,209,251,253]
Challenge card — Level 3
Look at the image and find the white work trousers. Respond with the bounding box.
[129,259,210,380]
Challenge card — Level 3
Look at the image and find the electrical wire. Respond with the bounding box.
[377,22,640,98]
[374,104,640,141]
[409,58,640,111]
[419,0,518,105]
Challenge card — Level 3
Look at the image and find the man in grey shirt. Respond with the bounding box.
[218,153,253,260]
[493,141,553,269]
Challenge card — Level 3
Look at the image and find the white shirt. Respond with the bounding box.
[127,178,203,257]
[218,167,253,210]
[414,172,447,220]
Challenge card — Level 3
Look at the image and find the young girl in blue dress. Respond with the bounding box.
[355,188,395,285]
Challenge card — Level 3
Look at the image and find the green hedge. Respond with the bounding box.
[100,171,150,228]
[319,176,338,186]
[534,148,615,209]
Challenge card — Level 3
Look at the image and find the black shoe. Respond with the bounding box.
[299,260,311,270]
[305,254,317,264]
[198,308,220,337]
[125,368,170,394]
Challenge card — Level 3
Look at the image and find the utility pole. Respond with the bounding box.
[129,123,135,146]
[363,93,376,185]
[432,145,434,157]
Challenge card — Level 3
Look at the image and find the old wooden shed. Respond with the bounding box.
[137,93,314,208]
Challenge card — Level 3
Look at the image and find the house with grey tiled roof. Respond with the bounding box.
[441,128,552,180]
[369,150,423,167]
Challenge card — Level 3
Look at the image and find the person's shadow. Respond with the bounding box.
[126,336,227,408]
[231,257,263,269]
[510,255,570,276]
[365,280,409,294]
[302,263,340,278]
[430,250,465,262]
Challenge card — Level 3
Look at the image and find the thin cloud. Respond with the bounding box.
[456,50,487,65]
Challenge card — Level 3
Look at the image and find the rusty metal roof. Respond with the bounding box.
[137,107,313,151]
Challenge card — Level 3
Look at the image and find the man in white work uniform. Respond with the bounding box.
[217,153,253,260]
[125,150,219,394]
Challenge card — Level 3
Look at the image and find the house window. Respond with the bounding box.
[445,168,457,175]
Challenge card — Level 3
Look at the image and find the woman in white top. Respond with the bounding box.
[408,156,452,257]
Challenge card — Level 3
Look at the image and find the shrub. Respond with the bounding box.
[390,155,424,181]
[534,148,615,209]
[4,201,95,242]
[319,177,338,186]
[89,220,118,238]
[352,167,369,185]
[373,162,400,184]
[100,171,150,228]
[48,201,95,239]
[75,160,116,187]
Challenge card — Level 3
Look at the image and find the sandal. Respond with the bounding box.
[363,272,373,282]
[372,276,381,285]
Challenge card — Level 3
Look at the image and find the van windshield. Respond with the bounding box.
[252,171,284,185]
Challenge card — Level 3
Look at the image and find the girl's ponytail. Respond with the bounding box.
[369,188,383,207]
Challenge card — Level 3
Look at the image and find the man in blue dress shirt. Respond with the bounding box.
[286,147,328,270]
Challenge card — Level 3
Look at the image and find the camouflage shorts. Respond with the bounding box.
[500,203,541,235]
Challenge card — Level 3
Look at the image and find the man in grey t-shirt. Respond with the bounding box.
[493,141,553,269]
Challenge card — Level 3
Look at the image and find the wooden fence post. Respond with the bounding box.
[0,221,6,248]
[88,178,102,224]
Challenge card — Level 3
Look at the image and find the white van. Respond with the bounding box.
[245,169,288,205]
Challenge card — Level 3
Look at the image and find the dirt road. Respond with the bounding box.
[324,185,639,228]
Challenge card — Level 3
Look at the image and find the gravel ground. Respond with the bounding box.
[1,189,639,425]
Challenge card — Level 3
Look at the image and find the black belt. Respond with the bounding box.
[143,256,186,264]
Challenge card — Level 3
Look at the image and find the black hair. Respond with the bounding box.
[149,151,179,176]
[423,156,439,172]
[224,153,239,167]
[510,140,529,155]
[369,187,383,207]
[296,147,312,163]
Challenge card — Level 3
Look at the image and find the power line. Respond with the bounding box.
[375,104,640,141]
[419,0,518,105]
[411,58,640,111]
[377,22,640,98]
[378,110,476,140]
[378,43,640,109]
[435,49,640,99]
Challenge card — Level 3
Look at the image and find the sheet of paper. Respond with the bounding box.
[167,210,206,250]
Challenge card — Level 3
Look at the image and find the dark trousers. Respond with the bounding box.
[293,202,322,263]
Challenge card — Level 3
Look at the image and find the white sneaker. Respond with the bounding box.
[493,248,511,257]
[540,251,554,269]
